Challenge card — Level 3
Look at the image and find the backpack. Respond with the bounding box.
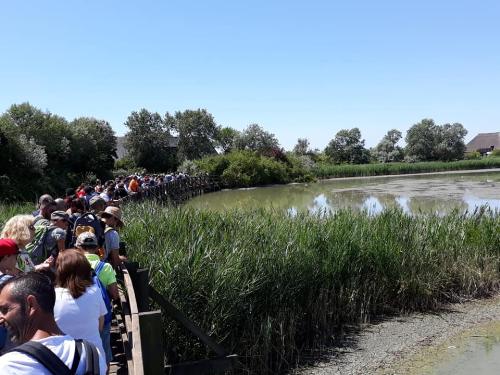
[70,213,104,248]
[12,339,100,375]
[25,220,54,265]
[93,261,113,325]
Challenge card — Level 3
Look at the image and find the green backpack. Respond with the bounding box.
[25,220,54,265]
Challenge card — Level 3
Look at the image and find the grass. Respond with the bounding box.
[120,202,500,374]
[0,203,34,227]
[312,157,500,179]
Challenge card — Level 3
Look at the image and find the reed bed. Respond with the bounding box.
[121,202,500,374]
[0,203,34,227]
[313,157,500,179]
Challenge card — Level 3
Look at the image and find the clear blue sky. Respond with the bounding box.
[1,0,499,150]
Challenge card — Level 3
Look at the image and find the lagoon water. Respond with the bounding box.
[185,171,500,215]
[397,321,500,375]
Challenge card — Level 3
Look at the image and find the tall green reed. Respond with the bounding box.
[313,157,500,178]
[121,202,500,374]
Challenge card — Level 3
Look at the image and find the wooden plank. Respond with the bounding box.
[117,283,134,373]
[123,270,139,315]
[165,355,238,375]
[138,310,164,374]
[131,313,144,375]
[122,268,144,374]
[148,286,228,357]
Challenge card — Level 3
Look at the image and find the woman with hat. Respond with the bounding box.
[101,206,124,269]
[0,239,19,283]
[0,238,20,352]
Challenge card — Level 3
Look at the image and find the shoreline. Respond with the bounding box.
[320,167,500,182]
[294,293,500,375]
[222,167,500,192]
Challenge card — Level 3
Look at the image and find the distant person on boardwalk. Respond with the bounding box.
[0,272,105,374]
[128,176,139,193]
[33,195,56,222]
[101,206,125,269]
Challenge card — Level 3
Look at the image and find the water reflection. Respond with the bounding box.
[185,171,500,215]
[430,321,500,375]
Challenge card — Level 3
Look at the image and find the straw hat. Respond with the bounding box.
[101,206,124,227]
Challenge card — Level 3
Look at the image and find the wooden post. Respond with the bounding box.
[138,310,164,375]
[133,268,150,313]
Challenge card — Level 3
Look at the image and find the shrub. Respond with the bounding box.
[464,151,481,160]
[196,150,293,187]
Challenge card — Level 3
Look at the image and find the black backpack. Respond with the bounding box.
[70,213,105,248]
[13,339,100,375]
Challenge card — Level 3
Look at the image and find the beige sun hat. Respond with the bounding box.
[101,206,124,227]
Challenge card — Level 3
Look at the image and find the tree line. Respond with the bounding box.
[0,102,471,199]
[124,107,469,168]
[0,103,116,200]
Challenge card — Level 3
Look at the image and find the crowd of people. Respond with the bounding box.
[0,176,157,374]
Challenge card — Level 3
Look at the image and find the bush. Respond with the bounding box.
[114,156,136,170]
[177,159,200,175]
[464,151,481,160]
[195,150,315,187]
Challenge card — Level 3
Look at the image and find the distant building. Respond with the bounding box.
[115,136,179,159]
[466,132,500,155]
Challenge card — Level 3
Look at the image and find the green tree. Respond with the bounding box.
[0,113,48,199]
[234,123,280,154]
[6,103,72,175]
[216,126,240,154]
[124,109,177,172]
[70,117,117,178]
[324,128,369,164]
[165,109,219,161]
[405,119,467,161]
[293,138,310,155]
[435,123,467,161]
[405,119,441,161]
[373,129,404,162]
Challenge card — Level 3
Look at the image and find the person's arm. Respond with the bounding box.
[107,282,119,301]
[56,239,65,253]
[109,249,121,269]
[98,315,104,332]
[105,230,122,269]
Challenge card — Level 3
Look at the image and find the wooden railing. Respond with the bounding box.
[114,263,237,375]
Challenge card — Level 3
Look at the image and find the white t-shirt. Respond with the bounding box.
[0,334,107,374]
[54,284,107,364]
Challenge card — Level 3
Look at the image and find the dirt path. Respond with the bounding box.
[294,293,500,375]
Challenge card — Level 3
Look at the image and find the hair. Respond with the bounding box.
[56,250,93,299]
[0,272,56,314]
[1,214,35,248]
[70,197,85,213]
